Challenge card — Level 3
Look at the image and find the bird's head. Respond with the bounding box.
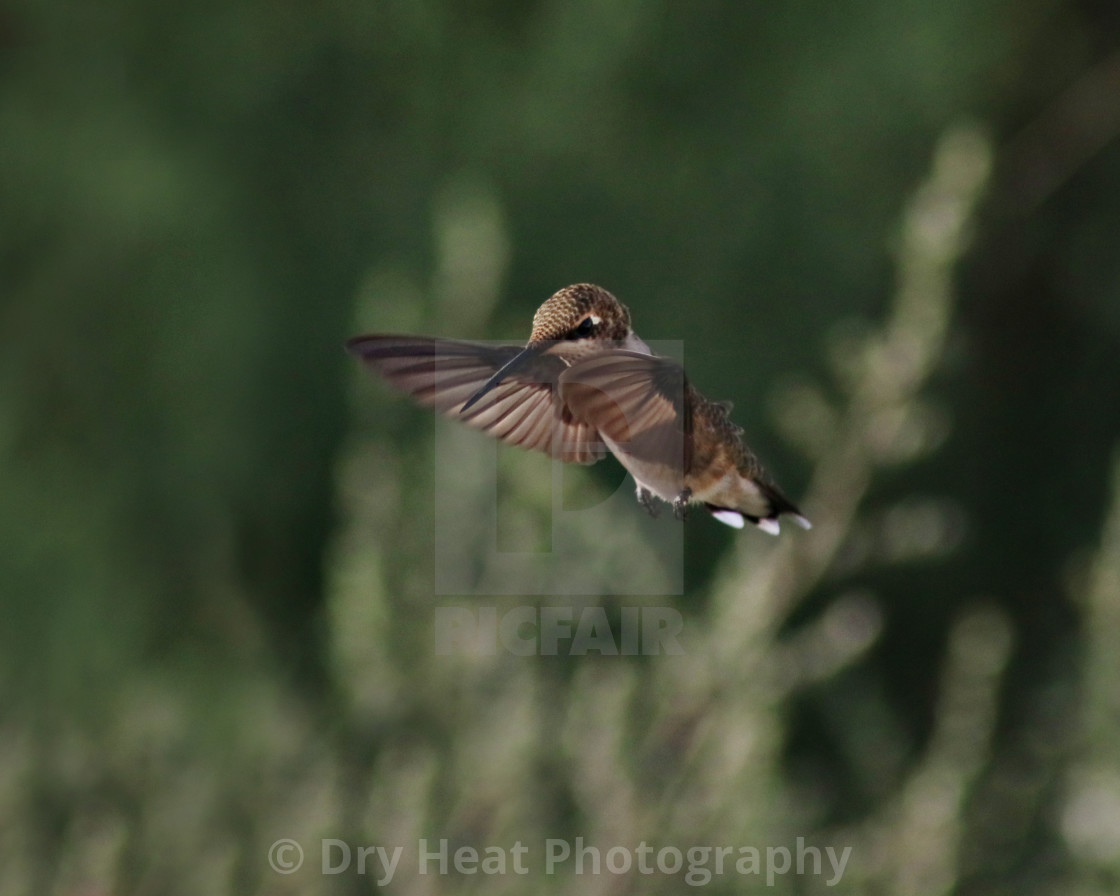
[460,284,635,412]
[528,283,632,345]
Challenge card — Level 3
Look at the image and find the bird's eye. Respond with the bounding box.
[575,317,596,337]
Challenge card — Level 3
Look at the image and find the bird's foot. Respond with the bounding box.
[636,487,660,518]
[672,487,693,521]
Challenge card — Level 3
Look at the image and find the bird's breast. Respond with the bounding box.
[599,434,685,501]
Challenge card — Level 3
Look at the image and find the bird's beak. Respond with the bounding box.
[461,341,547,412]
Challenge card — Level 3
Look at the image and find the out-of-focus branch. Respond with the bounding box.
[996,49,1120,215]
[712,123,993,664]
[636,124,995,860]
[1059,447,1120,879]
[881,607,1012,896]
[1077,447,1120,751]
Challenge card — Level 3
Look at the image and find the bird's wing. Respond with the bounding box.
[558,351,692,477]
[346,335,607,464]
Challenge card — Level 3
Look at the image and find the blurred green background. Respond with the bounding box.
[3,1,1120,893]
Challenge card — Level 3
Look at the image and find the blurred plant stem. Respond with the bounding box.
[713,124,994,644]
[620,124,1001,890]
[1059,447,1120,885]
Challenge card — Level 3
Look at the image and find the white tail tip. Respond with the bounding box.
[756,517,781,536]
[711,509,746,529]
[792,514,812,530]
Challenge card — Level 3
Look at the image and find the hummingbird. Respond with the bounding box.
[347,283,811,534]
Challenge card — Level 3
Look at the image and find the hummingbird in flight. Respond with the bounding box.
[347,284,811,534]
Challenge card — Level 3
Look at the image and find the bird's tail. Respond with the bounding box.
[705,481,811,535]
[755,480,812,534]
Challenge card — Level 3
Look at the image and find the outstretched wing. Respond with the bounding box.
[558,350,691,484]
[346,335,607,464]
